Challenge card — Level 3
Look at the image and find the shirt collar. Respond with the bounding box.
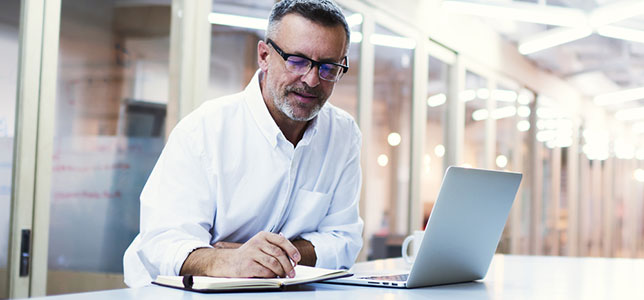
[244,70,321,149]
[298,112,319,147]
[244,70,281,148]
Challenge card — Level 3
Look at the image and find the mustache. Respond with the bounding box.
[284,84,323,98]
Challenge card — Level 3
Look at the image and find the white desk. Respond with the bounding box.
[25,255,644,300]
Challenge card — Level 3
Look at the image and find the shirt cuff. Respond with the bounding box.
[170,240,213,275]
[299,232,337,269]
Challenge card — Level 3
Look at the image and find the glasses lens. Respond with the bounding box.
[319,64,342,81]
[285,56,311,74]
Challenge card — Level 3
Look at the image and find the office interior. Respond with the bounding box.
[1,0,643,298]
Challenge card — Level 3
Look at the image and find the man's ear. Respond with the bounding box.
[257,40,270,72]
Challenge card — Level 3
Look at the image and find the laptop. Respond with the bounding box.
[327,166,522,288]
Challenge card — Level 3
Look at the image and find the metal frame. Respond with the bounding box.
[8,0,60,297]
[356,10,375,262]
[409,34,428,233]
[30,0,60,296]
[444,56,465,169]
[167,0,212,137]
[566,119,580,256]
[9,0,45,297]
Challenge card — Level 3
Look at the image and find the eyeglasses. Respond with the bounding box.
[266,39,349,82]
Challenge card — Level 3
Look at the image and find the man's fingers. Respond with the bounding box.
[263,232,301,264]
[261,245,295,277]
[254,251,288,278]
[245,260,276,278]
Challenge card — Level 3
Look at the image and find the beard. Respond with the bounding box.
[269,82,327,122]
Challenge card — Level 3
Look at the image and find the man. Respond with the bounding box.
[123,0,363,287]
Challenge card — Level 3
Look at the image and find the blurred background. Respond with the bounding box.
[1,0,643,297]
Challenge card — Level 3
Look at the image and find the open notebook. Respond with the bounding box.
[153,265,350,292]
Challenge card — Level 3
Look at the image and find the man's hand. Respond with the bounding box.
[212,241,241,249]
[180,231,301,278]
[211,238,316,265]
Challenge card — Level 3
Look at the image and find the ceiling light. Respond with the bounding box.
[636,148,644,160]
[350,31,363,43]
[388,132,402,146]
[477,88,490,99]
[555,137,573,148]
[594,86,644,106]
[597,25,644,44]
[537,130,556,142]
[346,13,363,28]
[441,0,587,27]
[633,122,644,134]
[615,107,644,121]
[370,34,416,49]
[427,93,447,107]
[493,106,517,120]
[377,154,389,167]
[517,91,533,105]
[536,107,560,119]
[614,139,635,160]
[496,155,508,169]
[582,143,609,160]
[209,13,267,30]
[635,169,644,182]
[519,27,593,55]
[589,0,644,28]
[472,109,489,121]
[460,90,476,102]
[472,106,517,121]
[434,144,445,158]
[517,106,531,118]
[517,120,531,132]
[492,89,518,102]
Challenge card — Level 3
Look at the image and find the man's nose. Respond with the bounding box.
[301,66,320,88]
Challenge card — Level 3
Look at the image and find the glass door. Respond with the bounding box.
[0,0,21,297]
[45,0,171,295]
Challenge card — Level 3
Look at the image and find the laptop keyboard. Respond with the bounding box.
[358,273,409,282]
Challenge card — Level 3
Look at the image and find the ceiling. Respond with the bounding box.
[442,0,644,128]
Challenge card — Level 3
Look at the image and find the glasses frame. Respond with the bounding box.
[266,38,349,82]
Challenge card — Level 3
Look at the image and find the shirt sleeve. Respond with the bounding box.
[132,124,216,281]
[299,130,364,270]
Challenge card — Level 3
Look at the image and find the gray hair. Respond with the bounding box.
[266,0,350,54]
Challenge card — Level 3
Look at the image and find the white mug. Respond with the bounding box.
[402,230,424,264]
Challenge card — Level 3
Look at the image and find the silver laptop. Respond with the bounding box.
[328,166,522,288]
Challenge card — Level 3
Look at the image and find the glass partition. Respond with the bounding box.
[420,55,448,228]
[0,0,20,297]
[531,96,567,255]
[207,0,272,100]
[365,24,413,259]
[493,83,520,253]
[328,9,360,119]
[47,0,171,294]
[494,83,519,171]
[463,71,487,168]
[512,88,535,254]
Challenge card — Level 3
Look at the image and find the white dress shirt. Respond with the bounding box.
[123,70,364,287]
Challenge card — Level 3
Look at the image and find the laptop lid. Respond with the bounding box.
[406,166,522,287]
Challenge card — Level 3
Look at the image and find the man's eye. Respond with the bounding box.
[287,57,310,67]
